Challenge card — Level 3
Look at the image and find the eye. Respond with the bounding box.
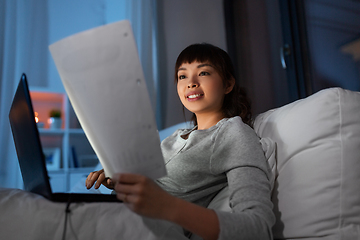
[199,71,210,76]
[178,75,186,80]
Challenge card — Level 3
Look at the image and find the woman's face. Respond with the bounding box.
[176,61,233,116]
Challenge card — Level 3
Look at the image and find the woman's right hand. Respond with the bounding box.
[85,169,114,190]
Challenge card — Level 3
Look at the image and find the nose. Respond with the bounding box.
[188,83,198,88]
[187,76,199,88]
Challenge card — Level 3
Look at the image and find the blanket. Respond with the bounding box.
[0,188,187,240]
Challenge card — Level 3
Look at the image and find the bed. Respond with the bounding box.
[1,87,359,239]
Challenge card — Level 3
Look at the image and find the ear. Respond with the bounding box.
[225,77,235,94]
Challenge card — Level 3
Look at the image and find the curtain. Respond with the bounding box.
[0,0,49,189]
[105,0,158,121]
[0,0,158,189]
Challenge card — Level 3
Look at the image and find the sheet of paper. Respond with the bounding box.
[49,20,166,179]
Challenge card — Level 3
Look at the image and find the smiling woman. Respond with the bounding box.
[174,43,252,128]
[176,61,233,130]
[87,43,275,240]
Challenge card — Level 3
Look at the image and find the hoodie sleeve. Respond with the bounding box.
[210,117,275,240]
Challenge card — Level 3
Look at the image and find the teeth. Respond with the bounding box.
[188,94,202,99]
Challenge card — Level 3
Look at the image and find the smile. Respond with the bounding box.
[186,93,204,102]
[187,94,203,99]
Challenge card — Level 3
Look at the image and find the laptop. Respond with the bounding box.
[9,73,120,203]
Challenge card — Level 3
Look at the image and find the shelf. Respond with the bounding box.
[30,90,97,192]
[47,169,65,174]
[69,167,95,173]
[68,129,85,134]
[30,91,65,129]
[38,128,85,135]
[38,128,65,135]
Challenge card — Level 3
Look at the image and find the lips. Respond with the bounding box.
[187,93,202,99]
[186,92,204,101]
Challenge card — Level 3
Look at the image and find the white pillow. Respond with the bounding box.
[254,88,360,239]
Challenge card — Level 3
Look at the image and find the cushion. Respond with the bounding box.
[253,87,360,239]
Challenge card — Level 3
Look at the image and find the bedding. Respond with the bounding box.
[0,188,187,240]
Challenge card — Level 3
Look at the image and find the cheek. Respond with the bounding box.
[210,82,226,96]
[176,83,184,100]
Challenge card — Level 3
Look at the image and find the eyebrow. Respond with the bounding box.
[177,63,214,72]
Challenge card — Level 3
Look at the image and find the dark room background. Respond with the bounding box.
[1,0,359,190]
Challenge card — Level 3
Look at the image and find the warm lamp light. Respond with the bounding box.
[35,112,44,128]
[34,112,39,123]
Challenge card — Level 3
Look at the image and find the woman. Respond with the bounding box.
[86,43,275,240]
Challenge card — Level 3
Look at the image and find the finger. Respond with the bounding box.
[85,172,93,186]
[113,181,135,195]
[86,169,104,189]
[95,173,106,189]
[86,172,96,189]
[106,178,114,188]
[116,192,130,203]
[90,170,103,181]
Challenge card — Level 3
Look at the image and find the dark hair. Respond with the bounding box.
[174,43,252,127]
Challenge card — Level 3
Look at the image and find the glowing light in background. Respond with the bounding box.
[34,112,39,123]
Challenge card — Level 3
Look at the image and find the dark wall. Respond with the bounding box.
[227,0,360,117]
[225,0,287,115]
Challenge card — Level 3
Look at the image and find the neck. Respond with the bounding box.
[195,112,225,130]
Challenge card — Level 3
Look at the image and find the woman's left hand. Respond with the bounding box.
[112,173,175,220]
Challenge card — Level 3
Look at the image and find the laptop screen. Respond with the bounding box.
[9,73,53,199]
